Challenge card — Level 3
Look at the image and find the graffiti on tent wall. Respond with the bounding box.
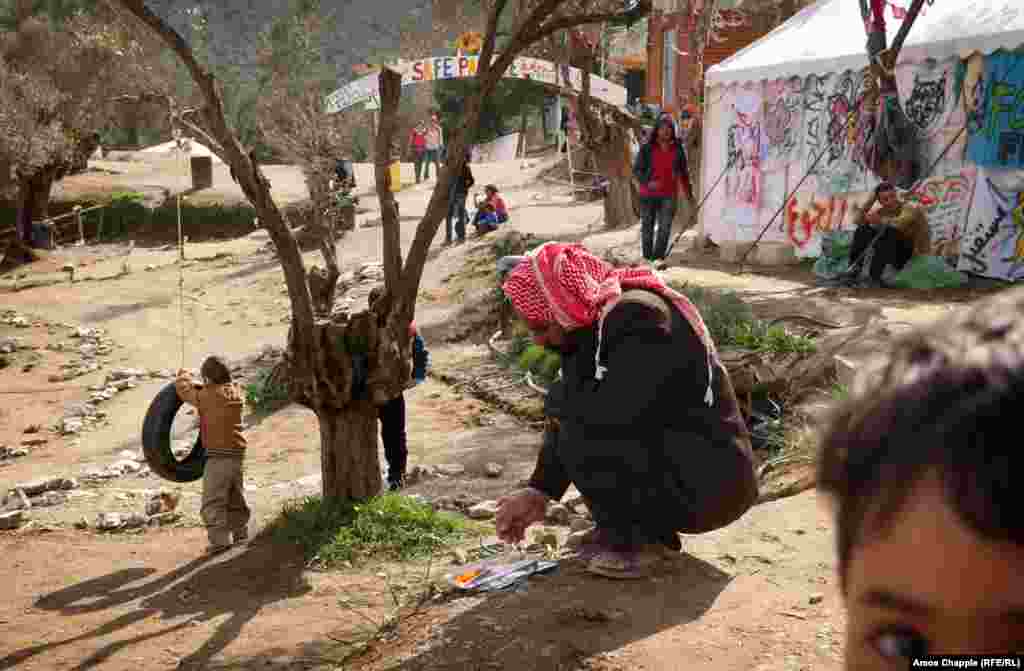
[958,176,1024,280]
[784,193,858,250]
[725,89,765,207]
[966,51,1024,169]
[903,168,977,248]
[763,78,803,167]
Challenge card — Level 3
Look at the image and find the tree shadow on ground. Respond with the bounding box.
[357,553,732,671]
[0,537,311,671]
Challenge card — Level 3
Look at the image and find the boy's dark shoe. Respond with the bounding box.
[388,479,404,492]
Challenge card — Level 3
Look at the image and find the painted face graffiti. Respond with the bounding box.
[905,70,948,132]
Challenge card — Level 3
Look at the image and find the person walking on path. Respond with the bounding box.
[495,243,758,579]
[409,122,428,184]
[444,152,475,246]
[423,112,444,180]
[632,114,696,262]
[175,357,250,554]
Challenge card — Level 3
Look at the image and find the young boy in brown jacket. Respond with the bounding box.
[175,356,249,554]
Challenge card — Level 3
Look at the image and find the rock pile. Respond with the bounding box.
[1,310,31,328]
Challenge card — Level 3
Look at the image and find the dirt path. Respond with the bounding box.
[0,157,1002,670]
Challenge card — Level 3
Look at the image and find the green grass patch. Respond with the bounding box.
[243,368,289,412]
[669,281,816,355]
[269,493,480,568]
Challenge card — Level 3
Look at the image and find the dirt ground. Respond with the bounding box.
[0,154,1008,670]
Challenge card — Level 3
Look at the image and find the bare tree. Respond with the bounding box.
[114,0,652,501]
[0,2,172,260]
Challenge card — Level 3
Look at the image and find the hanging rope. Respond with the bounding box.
[664,150,738,257]
[177,143,186,370]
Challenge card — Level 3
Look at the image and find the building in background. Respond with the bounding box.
[646,0,809,115]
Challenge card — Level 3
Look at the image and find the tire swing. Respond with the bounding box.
[141,382,207,483]
[140,161,207,483]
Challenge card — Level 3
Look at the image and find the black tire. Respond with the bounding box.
[141,382,207,483]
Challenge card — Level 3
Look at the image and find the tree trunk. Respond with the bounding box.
[317,402,382,500]
[15,171,56,246]
[598,126,635,229]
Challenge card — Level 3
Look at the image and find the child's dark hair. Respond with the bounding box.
[817,287,1024,592]
[200,356,232,385]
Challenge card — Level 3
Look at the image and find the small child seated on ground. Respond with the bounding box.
[175,356,249,554]
[474,202,500,235]
[816,286,1024,665]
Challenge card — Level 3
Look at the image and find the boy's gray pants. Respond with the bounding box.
[201,457,250,546]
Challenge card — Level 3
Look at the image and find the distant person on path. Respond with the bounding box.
[633,114,696,262]
[444,152,475,246]
[495,243,757,579]
[175,357,249,554]
[473,184,508,235]
[483,184,508,224]
[409,122,428,184]
[817,286,1024,664]
[368,288,430,490]
[845,181,931,287]
[423,113,444,180]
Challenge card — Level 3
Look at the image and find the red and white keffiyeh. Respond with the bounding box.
[502,242,719,405]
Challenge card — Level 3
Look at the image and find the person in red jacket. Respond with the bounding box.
[409,122,428,184]
[632,114,696,261]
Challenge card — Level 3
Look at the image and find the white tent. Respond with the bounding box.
[139,138,224,164]
[707,0,1024,86]
[698,0,1024,282]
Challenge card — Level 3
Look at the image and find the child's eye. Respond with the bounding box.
[869,626,930,661]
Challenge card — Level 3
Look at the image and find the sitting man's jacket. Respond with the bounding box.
[858,203,931,256]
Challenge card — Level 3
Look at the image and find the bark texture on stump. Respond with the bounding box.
[600,125,636,229]
[318,402,381,500]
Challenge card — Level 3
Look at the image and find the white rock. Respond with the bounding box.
[112,459,142,474]
[0,338,17,354]
[96,512,123,530]
[74,327,98,339]
[109,368,145,381]
[467,500,500,520]
[60,418,83,435]
[434,464,466,477]
[119,450,140,461]
[484,462,504,478]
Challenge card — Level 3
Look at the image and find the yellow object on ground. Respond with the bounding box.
[389,161,402,192]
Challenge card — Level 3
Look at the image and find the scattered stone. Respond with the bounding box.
[73,327,99,339]
[809,593,825,605]
[2,447,29,459]
[109,368,145,381]
[467,500,500,520]
[122,512,148,529]
[0,338,17,354]
[0,510,26,530]
[144,264,156,272]
[148,511,181,527]
[33,491,67,507]
[58,477,78,490]
[404,464,436,485]
[545,503,571,526]
[484,462,504,478]
[434,464,466,477]
[145,491,180,516]
[21,437,47,447]
[95,512,123,530]
[569,517,593,533]
[59,418,84,435]
[74,517,89,529]
[23,424,42,434]
[14,478,64,496]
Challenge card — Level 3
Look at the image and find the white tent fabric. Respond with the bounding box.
[139,138,224,164]
[706,0,1024,86]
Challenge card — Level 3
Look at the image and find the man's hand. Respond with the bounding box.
[495,488,548,544]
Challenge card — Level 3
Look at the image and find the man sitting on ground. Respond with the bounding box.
[845,181,930,287]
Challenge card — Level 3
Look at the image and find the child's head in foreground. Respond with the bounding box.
[200,355,232,385]
[817,286,1024,667]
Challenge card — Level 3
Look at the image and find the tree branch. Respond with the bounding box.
[526,1,652,46]
[113,0,317,353]
[375,67,404,296]
[477,0,510,78]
